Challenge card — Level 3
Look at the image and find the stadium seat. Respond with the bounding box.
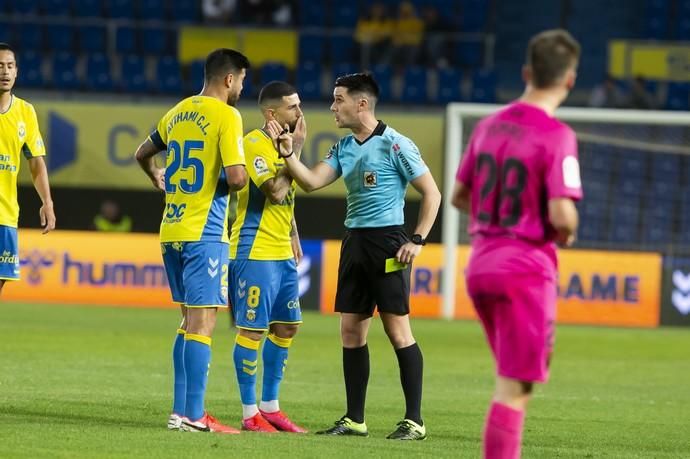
[298,33,324,63]
[45,24,74,52]
[609,195,641,244]
[328,35,356,65]
[401,66,428,104]
[619,151,647,177]
[155,56,183,94]
[331,62,359,80]
[332,4,359,28]
[138,0,166,20]
[643,195,676,245]
[170,0,200,23]
[17,50,43,88]
[644,0,669,39]
[0,21,14,45]
[115,26,137,54]
[13,0,39,15]
[471,69,496,103]
[651,155,681,185]
[108,0,134,19]
[186,59,204,93]
[455,40,483,68]
[299,0,325,26]
[52,52,81,90]
[459,0,487,32]
[666,82,690,111]
[78,25,106,53]
[260,62,288,87]
[18,23,44,52]
[85,53,113,92]
[372,64,392,101]
[120,54,148,93]
[40,0,71,16]
[436,67,462,104]
[141,27,170,55]
[72,0,101,17]
[618,176,644,197]
[296,60,321,101]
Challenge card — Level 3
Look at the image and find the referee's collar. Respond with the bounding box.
[354,120,386,146]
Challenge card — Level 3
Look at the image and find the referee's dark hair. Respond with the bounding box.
[259,81,297,107]
[335,73,380,103]
[204,48,250,83]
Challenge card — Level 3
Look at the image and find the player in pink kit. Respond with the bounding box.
[451,29,582,458]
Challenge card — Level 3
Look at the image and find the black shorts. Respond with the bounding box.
[334,225,411,316]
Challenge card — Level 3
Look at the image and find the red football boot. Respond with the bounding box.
[241,412,279,433]
[181,412,241,434]
[260,409,308,433]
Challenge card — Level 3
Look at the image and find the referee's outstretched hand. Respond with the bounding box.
[396,241,421,264]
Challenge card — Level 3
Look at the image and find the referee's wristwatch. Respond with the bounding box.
[410,234,426,246]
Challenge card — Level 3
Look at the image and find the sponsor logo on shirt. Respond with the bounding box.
[253,157,270,176]
[395,147,415,176]
[562,156,581,189]
[363,171,377,187]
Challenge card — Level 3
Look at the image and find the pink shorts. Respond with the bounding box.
[466,272,556,383]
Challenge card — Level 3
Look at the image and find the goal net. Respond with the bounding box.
[442,103,690,319]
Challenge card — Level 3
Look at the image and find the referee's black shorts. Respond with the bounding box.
[334,225,411,316]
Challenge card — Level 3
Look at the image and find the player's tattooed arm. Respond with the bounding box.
[134,137,165,192]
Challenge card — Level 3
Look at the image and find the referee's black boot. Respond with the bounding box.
[315,416,368,436]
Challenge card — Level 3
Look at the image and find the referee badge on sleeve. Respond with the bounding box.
[363,171,377,187]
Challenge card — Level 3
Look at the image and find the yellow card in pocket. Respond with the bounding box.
[385,257,408,273]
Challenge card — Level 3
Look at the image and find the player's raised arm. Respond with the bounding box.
[134,136,166,192]
[27,156,55,233]
[257,119,299,204]
[280,152,339,192]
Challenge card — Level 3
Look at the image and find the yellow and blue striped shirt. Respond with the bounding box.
[0,95,46,228]
[150,96,245,243]
[230,129,296,260]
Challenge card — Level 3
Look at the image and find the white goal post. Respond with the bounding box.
[441,103,690,320]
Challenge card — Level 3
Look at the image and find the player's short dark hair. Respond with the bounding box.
[334,73,380,99]
[526,29,580,89]
[204,48,250,82]
[0,42,15,54]
[258,81,297,106]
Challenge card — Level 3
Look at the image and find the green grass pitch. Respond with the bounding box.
[2,303,689,458]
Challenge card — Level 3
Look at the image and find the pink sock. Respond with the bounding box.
[482,401,525,459]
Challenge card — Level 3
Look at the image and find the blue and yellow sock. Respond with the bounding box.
[172,328,186,415]
[234,334,260,407]
[261,333,292,405]
[183,333,212,422]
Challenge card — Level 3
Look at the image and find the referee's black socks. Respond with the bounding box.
[343,344,369,424]
[395,342,424,426]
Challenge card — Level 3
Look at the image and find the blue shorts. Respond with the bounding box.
[161,241,229,308]
[0,225,20,281]
[229,259,302,331]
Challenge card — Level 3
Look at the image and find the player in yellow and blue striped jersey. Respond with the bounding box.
[0,42,55,297]
[228,81,307,433]
[134,48,249,434]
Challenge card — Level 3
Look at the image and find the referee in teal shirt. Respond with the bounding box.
[280,73,441,440]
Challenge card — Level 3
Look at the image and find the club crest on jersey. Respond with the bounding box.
[246,309,256,322]
[17,121,26,140]
[363,171,377,187]
[253,157,269,176]
[220,285,228,301]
